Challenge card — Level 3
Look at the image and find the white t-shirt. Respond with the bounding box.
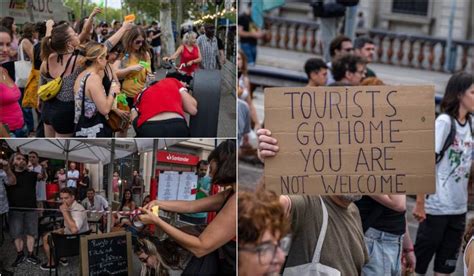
[82,194,109,212]
[425,114,473,215]
[31,165,46,201]
[65,201,89,234]
[67,170,79,188]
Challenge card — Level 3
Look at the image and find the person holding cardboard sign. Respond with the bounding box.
[413,72,474,275]
[139,140,236,275]
[257,128,369,275]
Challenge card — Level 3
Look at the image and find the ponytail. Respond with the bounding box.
[40,36,53,61]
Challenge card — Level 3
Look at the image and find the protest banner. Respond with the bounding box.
[264,85,435,195]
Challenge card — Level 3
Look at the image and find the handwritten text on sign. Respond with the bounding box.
[264,86,435,195]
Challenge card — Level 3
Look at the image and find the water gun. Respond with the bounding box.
[116,93,130,111]
[139,60,151,70]
[124,14,135,22]
[151,205,159,216]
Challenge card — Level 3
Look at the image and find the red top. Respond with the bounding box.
[0,83,24,131]
[180,45,199,76]
[135,78,185,127]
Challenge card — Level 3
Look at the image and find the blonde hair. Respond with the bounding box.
[79,41,107,67]
[182,31,197,46]
[135,238,171,276]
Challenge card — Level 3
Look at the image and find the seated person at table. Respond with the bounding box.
[82,188,108,212]
[113,189,136,229]
[82,188,108,232]
[40,187,89,271]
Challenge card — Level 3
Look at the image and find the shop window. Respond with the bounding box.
[392,0,429,16]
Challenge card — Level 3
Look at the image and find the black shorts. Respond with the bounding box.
[133,117,190,137]
[414,213,466,274]
[41,99,75,134]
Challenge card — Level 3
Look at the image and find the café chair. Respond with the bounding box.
[35,215,62,256]
[48,229,92,276]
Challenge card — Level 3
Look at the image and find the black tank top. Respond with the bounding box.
[102,63,112,95]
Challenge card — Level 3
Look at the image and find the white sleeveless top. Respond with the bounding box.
[464,236,474,276]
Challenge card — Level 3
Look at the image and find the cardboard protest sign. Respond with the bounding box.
[264,85,435,195]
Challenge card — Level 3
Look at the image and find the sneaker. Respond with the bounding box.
[59,258,68,266]
[11,252,25,267]
[40,263,56,271]
[26,254,40,265]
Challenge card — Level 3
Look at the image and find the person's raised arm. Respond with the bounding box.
[257,128,279,162]
[104,21,133,50]
[78,8,102,43]
[140,192,235,257]
[1,159,16,185]
[87,74,116,115]
[45,19,54,38]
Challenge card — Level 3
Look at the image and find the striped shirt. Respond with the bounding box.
[197,35,219,70]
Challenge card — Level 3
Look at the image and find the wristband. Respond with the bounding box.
[403,248,414,253]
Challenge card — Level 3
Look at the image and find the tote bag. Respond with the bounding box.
[14,40,32,88]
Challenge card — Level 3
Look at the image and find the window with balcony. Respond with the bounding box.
[392,0,429,16]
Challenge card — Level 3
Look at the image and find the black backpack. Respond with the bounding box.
[435,114,473,164]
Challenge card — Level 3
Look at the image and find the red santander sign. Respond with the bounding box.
[156,151,199,166]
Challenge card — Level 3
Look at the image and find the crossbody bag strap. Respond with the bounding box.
[18,40,25,61]
[312,196,328,263]
[60,52,76,78]
[81,74,92,118]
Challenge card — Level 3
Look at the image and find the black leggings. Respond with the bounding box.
[133,117,190,137]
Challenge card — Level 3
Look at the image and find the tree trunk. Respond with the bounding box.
[160,0,176,57]
[176,0,183,46]
[27,0,35,23]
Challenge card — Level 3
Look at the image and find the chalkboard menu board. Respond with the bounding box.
[80,231,132,276]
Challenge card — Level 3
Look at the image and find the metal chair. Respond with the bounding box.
[48,229,92,276]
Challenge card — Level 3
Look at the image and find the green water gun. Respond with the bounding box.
[139,61,151,70]
[116,93,128,106]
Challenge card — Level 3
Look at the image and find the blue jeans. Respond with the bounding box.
[240,42,257,65]
[362,227,403,276]
[11,124,29,137]
[19,87,34,132]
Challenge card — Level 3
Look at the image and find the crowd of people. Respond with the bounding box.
[237,6,474,276]
[0,10,226,138]
[0,139,236,275]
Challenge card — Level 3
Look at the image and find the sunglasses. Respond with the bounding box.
[134,40,144,45]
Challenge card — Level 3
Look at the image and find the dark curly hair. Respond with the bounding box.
[331,54,367,82]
